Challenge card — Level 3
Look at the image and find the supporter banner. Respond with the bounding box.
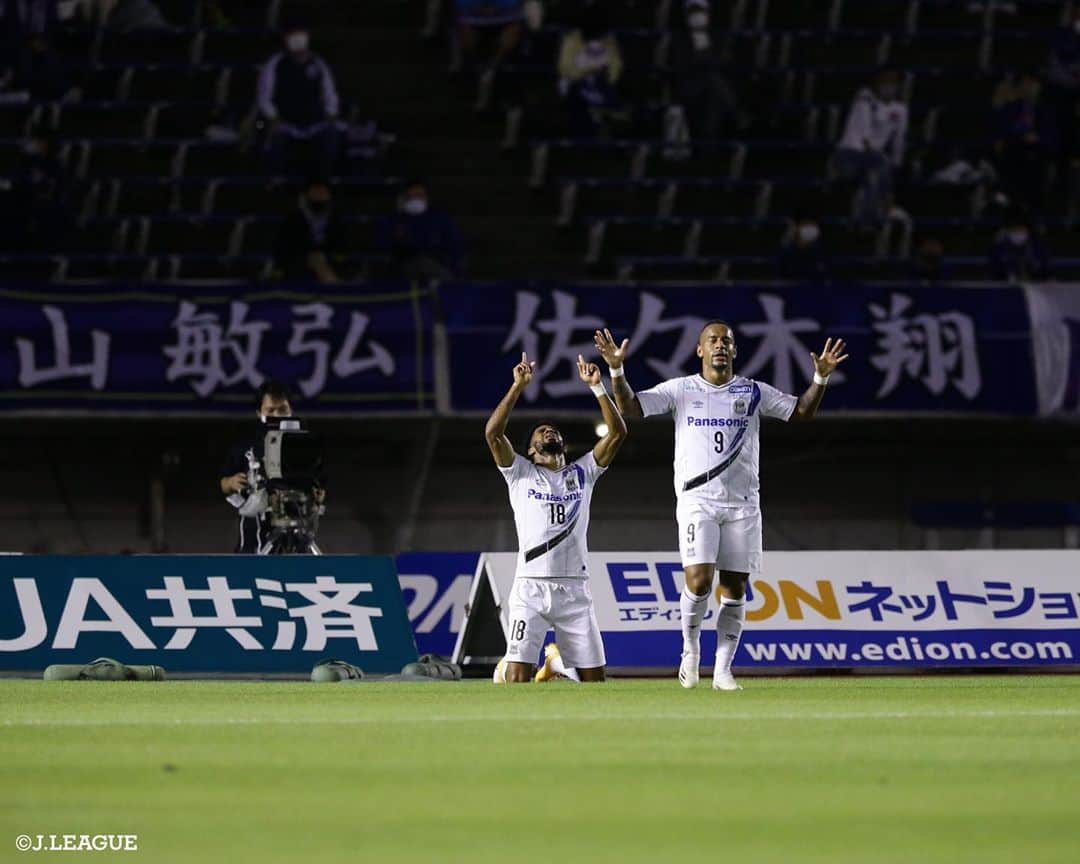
[0,555,418,673]
[477,550,1080,669]
[0,284,435,412]
[396,552,478,657]
[1023,282,1080,417]
[5,281,1078,416]
[441,283,1040,414]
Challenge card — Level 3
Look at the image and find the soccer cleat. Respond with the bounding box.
[534,643,564,683]
[678,652,700,688]
[712,672,742,691]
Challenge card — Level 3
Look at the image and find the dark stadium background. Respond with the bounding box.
[1,0,1078,555]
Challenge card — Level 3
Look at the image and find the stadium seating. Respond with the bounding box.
[1,0,1077,283]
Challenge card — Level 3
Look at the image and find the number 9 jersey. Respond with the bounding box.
[498,451,606,579]
[637,374,796,507]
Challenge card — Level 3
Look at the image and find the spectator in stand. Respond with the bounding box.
[0,0,66,99]
[1044,6,1080,183]
[8,130,70,252]
[377,180,464,280]
[669,0,739,142]
[257,20,341,178]
[557,3,625,137]
[991,70,1056,214]
[909,236,950,284]
[831,67,908,227]
[777,209,830,282]
[455,0,524,78]
[989,207,1049,282]
[273,179,345,283]
[99,0,169,30]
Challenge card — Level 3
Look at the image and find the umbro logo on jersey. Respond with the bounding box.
[691,400,705,408]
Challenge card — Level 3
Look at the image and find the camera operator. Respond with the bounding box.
[219,379,326,553]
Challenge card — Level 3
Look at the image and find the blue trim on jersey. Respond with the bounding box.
[681,381,759,492]
[748,381,762,416]
[563,462,586,525]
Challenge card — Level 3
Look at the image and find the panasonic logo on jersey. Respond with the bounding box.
[527,488,583,502]
[686,417,749,427]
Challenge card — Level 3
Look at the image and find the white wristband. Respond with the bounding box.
[590,382,608,399]
[813,372,830,386]
[609,365,625,378]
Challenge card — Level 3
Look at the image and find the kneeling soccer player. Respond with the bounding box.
[484,351,626,683]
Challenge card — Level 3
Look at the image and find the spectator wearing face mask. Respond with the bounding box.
[831,67,908,227]
[257,20,341,178]
[557,3,624,137]
[669,0,739,142]
[989,208,1049,282]
[1045,7,1080,181]
[273,180,345,283]
[777,209,830,282]
[376,181,464,280]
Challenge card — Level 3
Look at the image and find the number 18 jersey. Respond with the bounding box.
[637,374,796,508]
[498,451,606,579]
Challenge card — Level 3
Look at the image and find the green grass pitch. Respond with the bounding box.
[3,676,1079,863]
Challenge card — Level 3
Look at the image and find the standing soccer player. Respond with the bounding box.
[594,322,848,690]
[485,351,627,683]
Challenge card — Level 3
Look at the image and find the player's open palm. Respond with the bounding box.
[577,354,601,386]
[513,352,536,387]
[811,338,849,377]
[594,328,629,368]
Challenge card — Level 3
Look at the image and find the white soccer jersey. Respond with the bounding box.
[637,374,797,507]
[498,451,606,579]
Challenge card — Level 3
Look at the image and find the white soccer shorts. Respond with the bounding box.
[677,500,762,573]
[504,577,606,670]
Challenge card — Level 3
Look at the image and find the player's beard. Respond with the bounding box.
[536,439,564,455]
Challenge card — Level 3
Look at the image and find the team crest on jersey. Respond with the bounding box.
[562,471,578,492]
[733,398,748,416]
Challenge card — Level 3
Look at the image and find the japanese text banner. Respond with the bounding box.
[481,550,1080,669]
[441,283,1038,414]
[0,555,419,673]
[0,285,435,412]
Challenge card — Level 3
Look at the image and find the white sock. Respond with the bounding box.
[714,598,746,676]
[492,658,507,684]
[681,586,709,655]
[549,653,581,683]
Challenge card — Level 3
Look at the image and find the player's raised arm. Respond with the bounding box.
[484,352,536,467]
[791,337,849,421]
[593,328,643,418]
[577,354,626,467]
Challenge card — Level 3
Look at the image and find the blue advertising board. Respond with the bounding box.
[395,552,478,657]
[478,551,1080,670]
[0,555,418,673]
